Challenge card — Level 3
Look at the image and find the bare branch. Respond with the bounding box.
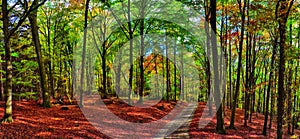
[8,1,20,13]
[8,0,47,38]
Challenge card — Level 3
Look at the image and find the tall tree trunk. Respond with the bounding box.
[263,34,277,135]
[292,27,300,135]
[276,1,294,138]
[1,0,13,122]
[101,44,107,98]
[204,0,212,115]
[174,42,177,101]
[286,23,293,134]
[262,61,267,115]
[128,0,133,105]
[244,0,252,124]
[249,34,257,123]
[138,17,145,104]
[79,0,90,108]
[244,31,250,127]
[269,74,276,129]
[0,59,4,101]
[180,47,184,101]
[210,0,226,134]
[46,15,55,99]
[166,30,170,102]
[229,0,246,129]
[29,1,51,108]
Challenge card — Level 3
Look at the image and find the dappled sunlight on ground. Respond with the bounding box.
[189,102,300,138]
[0,100,299,138]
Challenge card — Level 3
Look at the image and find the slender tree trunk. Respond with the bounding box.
[0,59,3,101]
[229,0,246,129]
[269,74,276,129]
[249,34,257,123]
[101,44,107,98]
[128,0,133,104]
[155,54,159,98]
[292,27,300,135]
[166,30,170,102]
[180,47,184,101]
[138,17,145,104]
[204,0,212,115]
[229,35,232,109]
[173,42,176,101]
[79,0,90,108]
[244,31,250,127]
[163,55,165,99]
[262,61,267,115]
[211,0,225,134]
[263,34,277,135]
[46,15,55,99]
[287,23,293,134]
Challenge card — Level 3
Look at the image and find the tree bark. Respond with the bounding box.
[29,0,51,108]
[166,30,170,102]
[229,0,246,129]
[128,0,133,104]
[79,0,90,108]
[276,1,294,138]
[210,0,226,134]
[263,33,277,136]
[1,0,13,123]
[138,17,145,104]
[204,0,212,116]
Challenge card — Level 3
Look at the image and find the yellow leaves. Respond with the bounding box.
[262,31,270,39]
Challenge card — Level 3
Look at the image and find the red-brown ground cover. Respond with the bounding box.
[0,100,299,138]
[189,102,300,138]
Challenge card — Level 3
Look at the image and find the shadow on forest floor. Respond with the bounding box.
[189,102,300,138]
[0,100,299,138]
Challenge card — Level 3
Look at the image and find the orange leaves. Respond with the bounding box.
[143,53,164,74]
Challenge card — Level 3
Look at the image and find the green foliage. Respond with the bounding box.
[13,92,38,101]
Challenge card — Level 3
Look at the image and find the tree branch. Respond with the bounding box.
[8,0,47,39]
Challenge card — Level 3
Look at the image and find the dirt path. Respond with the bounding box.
[157,103,197,139]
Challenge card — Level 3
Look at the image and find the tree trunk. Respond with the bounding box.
[210,0,225,134]
[29,1,51,108]
[204,0,212,115]
[263,33,277,136]
[46,14,55,99]
[0,59,4,101]
[174,42,176,101]
[229,0,246,129]
[138,17,145,104]
[79,0,90,108]
[269,74,276,130]
[287,23,293,134]
[166,31,170,103]
[128,0,133,105]
[276,1,294,138]
[1,0,13,122]
[292,27,300,135]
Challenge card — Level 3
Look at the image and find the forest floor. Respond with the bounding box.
[0,99,299,138]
